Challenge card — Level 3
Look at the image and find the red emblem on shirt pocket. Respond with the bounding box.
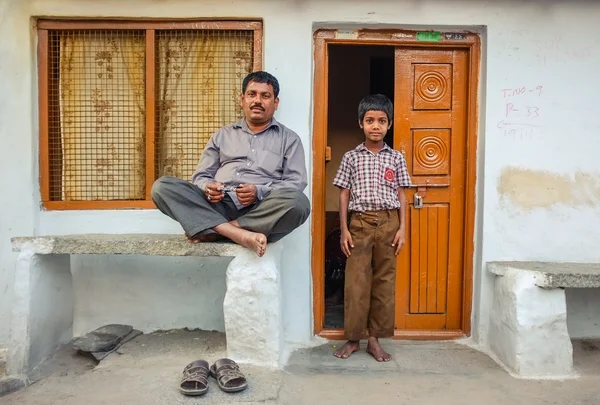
[384,167,395,183]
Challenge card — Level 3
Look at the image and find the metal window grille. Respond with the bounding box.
[48,30,147,202]
[40,21,259,209]
[155,30,254,181]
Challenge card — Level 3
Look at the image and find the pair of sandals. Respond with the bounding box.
[180,358,248,396]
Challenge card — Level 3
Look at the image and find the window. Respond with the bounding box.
[37,20,262,209]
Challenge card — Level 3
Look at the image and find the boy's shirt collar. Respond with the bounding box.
[356,142,393,153]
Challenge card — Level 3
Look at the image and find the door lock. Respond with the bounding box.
[414,193,424,209]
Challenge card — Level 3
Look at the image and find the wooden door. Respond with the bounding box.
[394,48,468,332]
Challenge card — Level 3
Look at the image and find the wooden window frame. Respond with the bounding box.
[37,19,263,210]
[311,29,481,339]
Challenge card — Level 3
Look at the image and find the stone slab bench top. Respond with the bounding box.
[487,261,600,288]
[11,234,246,257]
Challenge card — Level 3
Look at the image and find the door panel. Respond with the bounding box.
[413,63,453,110]
[412,129,451,176]
[409,204,449,315]
[395,48,468,331]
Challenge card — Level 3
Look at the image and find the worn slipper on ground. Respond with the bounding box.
[179,360,210,396]
[72,324,133,353]
[209,358,248,393]
[90,329,143,361]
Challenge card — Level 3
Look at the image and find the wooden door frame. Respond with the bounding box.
[311,29,481,340]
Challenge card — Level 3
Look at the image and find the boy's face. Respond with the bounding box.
[360,110,391,143]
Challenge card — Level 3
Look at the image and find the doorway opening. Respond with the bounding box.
[324,45,395,328]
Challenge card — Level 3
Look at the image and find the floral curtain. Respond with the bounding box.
[57,30,253,201]
[157,31,253,179]
[59,32,146,201]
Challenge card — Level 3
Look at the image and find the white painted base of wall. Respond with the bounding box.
[8,252,73,378]
[488,268,574,379]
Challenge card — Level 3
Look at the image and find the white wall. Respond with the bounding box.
[566,288,600,339]
[2,0,600,350]
[0,0,37,346]
[71,255,230,336]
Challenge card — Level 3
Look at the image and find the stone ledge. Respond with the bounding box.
[11,234,246,257]
[488,261,600,288]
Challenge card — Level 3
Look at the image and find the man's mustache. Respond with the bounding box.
[250,104,265,111]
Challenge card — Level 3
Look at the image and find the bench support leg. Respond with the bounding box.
[489,268,574,378]
[8,252,73,379]
[223,243,283,369]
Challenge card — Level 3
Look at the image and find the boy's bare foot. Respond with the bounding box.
[366,337,392,362]
[333,341,360,359]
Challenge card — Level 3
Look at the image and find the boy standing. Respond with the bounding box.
[332,94,411,362]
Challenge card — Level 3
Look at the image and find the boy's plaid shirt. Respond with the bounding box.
[333,143,411,212]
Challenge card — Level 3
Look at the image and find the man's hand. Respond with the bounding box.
[340,228,354,257]
[235,184,258,207]
[205,182,225,204]
[392,228,406,256]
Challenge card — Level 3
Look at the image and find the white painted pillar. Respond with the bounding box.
[8,251,73,378]
[223,243,283,369]
[489,268,574,379]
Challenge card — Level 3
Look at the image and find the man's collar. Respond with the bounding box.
[233,117,281,132]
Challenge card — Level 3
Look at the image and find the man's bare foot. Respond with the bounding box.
[240,232,267,257]
[366,337,392,362]
[213,223,267,257]
[333,341,360,359]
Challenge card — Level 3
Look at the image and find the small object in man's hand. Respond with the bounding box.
[222,185,241,192]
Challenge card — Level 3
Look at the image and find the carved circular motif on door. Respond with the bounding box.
[416,71,448,102]
[415,136,448,169]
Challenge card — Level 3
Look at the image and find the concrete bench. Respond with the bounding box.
[487,261,600,379]
[8,234,284,380]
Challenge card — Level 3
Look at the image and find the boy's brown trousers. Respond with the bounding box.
[344,210,399,341]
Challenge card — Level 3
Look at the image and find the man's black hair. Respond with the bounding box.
[242,71,280,98]
[358,94,393,123]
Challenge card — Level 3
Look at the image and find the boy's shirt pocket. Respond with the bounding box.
[380,164,398,190]
[383,166,396,185]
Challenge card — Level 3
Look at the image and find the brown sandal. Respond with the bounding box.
[209,358,248,393]
[179,360,210,396]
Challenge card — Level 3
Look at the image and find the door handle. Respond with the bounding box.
[409,182,449,209]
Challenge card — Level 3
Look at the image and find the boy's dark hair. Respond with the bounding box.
[242,71,280,98]
[358,94,394,123]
